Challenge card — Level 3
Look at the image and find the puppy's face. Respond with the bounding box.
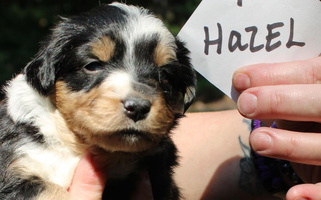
[24,3,196,153]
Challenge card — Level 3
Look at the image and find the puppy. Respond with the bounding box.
[0,2,196,200]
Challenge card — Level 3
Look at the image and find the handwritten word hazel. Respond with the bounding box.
[204,18,305,55]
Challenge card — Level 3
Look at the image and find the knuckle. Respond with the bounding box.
[307,59,321,84]
[268,90,284,115]
[284,136,298,159]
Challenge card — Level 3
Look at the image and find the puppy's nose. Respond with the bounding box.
[122,98,151,122]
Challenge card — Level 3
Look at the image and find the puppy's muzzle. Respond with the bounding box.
[122,97,151,122]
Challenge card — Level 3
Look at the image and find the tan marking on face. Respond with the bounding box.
[53,110,88,154]
[91,36,115,62]
[52,78,175,153]
[154,43,176,67]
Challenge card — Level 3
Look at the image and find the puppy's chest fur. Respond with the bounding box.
[13,139,80,188]
[0,94,80,189]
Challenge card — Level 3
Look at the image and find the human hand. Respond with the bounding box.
[68,152,154,200]
[68,152,107,200]
[233,56,321,199]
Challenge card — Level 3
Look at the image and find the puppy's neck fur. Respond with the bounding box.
[5,74,85,187]
[6,74,86,153]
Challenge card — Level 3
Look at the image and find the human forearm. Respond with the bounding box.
[172,110,277,199]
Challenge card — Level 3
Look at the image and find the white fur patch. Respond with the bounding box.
[15,142,80,188]
[111,2,177,67]
[6,74,81,187]
[6,75,57,138]
[103,71,133,98]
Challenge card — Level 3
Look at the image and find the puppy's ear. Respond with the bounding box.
[24,47,56,96]
[175,38,197,113]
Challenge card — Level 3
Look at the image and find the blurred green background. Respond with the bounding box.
[0,0,235,111]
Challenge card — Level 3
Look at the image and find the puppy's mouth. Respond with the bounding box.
[116,129,141,135]
[91,129,163,153]
[112,129,156,142]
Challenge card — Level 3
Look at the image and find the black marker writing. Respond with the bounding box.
[286,18,305,48]
[245,26,264,52]
[204,17,305,55]
[228,31,248,52]
[266,22,284,52]
[237,0,242,7]
[204,24,222,55]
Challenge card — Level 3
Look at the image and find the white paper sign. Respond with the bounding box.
[178,0,321,100]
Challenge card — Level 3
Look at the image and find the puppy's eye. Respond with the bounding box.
[161,79,172,94]
[83,62,103,73]
[159,68,173,93]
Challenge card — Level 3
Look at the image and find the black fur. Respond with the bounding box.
[1,3,196,200]
[0,103,45,200]
[24,5,128,95]
[103,137,180,199]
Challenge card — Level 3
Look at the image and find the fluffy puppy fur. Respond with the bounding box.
[0,2,196,200]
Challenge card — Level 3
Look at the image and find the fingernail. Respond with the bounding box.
[233,73,250,91]
[251,132,272,152]
[237,93,257,116]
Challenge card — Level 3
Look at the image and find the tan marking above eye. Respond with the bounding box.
[154,43,176,67]
[91,36,116,62]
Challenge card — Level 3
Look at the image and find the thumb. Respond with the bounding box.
[68,152,107,200]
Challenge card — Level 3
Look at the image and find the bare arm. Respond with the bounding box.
[172,110,278,200]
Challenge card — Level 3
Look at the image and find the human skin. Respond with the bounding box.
[172,110,277,200]
[234,56,321,200]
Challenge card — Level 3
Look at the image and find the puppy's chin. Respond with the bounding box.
[88,129,162,153]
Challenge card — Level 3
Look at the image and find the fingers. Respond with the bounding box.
[250,128,321,166]
[69,153,107,200]
[286,183,321,200]
[233,57,321,121]
[233,57,321,92]
[237,84,321,121]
